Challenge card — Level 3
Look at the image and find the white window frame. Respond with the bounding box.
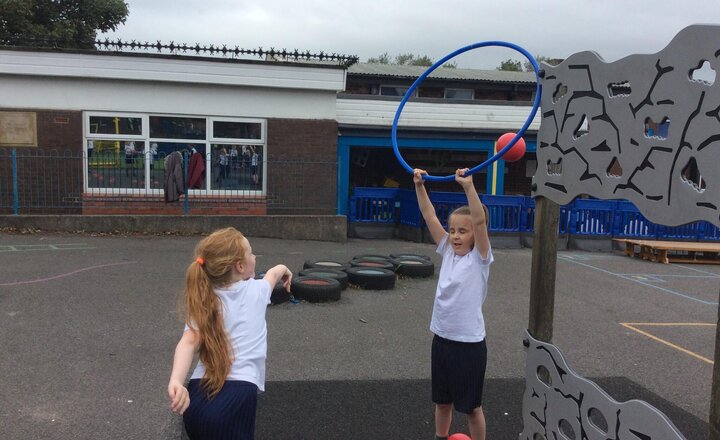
[84,112,267,196]
[379,85,417,98]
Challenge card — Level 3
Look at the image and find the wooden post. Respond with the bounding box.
[528,196,560,343]
[710,287,720,440]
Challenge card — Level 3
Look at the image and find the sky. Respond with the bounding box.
[103,0,720,70]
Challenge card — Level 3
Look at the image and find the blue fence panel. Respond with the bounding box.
[481,195,525,232]
[657,222,703,241]
[699,222,720,241]
[396,188,422,227]
[347,188,719,242]
[567,199,615,236]
[348,187,399,223]
[614,201,658,238]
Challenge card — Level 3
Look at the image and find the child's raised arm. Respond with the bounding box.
[413,168,446,244]
[455,168,490,259]
[263,264,292,292]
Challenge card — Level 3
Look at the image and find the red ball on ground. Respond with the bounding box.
[448,434,472,440]
[496,132,526,162]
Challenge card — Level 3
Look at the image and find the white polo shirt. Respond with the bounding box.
[430,234,493,343]
[187,278,272,392]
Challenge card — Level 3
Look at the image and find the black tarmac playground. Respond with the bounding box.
[0,232,717,439]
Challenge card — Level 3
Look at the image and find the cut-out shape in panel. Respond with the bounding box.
[533,433,546,440]
[607,157,623,177]
[553,83,568,103]
[690,60,716,85]
[547,158,562,176]
[536,365,552,386]
[573,115,588,139]
[645,117,670,139]
[608,80,632,97]
[681,157,706,192]
[558,419,576,440]
[587,407,608,434]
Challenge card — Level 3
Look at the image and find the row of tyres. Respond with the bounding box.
[259,253,435,304]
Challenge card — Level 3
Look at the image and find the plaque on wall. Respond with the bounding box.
[0,111,37,147]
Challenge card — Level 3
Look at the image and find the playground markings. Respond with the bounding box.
[558,255,719,306]
[0,244,95,252]
[620,322,715,365]
[0,261,136,287]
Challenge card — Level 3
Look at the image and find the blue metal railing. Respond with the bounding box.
[348,187,720,241]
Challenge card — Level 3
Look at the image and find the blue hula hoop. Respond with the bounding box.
[391,41,542,182]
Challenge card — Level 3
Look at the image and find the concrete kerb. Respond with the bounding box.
[0,215,348,242]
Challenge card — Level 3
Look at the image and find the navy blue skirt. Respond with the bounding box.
[184,379,258,440]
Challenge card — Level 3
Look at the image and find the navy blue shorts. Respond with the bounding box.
[184,379,258,440]
[431,335,487,414]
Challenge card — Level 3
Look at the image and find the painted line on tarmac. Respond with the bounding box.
[0,261,137,287]
[0,244,95,252]
[557,256,719,306]
[620,322,715,365]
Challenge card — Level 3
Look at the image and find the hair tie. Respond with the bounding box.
[196,257,205,266]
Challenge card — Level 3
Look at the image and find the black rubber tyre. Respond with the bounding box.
[345,267,396,290]
[389,252,432,261]
[291,276,342,303]
[255,272,291,304]
[350,258,395,271]
[391,256,435,278]
[299,268,349,290]
[303,259,351,271]
[352,254,392,263]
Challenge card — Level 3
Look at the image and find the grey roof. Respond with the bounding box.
[347,62,536,83]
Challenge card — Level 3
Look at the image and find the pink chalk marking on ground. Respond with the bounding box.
[0,261,137,287]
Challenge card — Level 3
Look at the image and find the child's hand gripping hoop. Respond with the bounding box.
[391,41,543,182]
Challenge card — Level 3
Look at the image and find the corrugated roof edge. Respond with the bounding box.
[347,63,536,83]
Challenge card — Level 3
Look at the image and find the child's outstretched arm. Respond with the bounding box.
[263,264,292,292]
[455,168,491,259]
[168,328,199,415]
[413,168,446,244]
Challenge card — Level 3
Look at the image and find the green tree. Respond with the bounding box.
[366,52,457,68]
[497,58,523,71]
[523,55,562,71]
[0,0,129,49]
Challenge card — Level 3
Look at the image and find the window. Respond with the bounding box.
[444,88,474,100]
[85,112,266,193]
[380,85,417,97]
[150,116,206,140]
[213,121,262,140]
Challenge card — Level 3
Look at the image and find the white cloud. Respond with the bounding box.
[106,0,720,69]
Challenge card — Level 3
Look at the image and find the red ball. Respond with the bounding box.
[448,434,472,440]
[496,132,526,162]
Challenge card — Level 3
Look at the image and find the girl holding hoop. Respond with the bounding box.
[414,168,493,440]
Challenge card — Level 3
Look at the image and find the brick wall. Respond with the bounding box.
[266,118,338,215]
[0,109,83,214]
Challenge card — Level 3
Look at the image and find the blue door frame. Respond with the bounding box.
[336,135,537,215]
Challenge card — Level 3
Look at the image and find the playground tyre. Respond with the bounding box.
[350,258,395,271]
[291,276,342,303]
[303,259,351,271]
[298,268,349,290]
[345,267,396,290]
[351,254,393,263]
[391,256,435,278]
[389,252,431,261]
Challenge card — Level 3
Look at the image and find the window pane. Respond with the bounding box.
[380,86,409,97]
[89,116,142,135]
[213,121,262,140]
[87,139,145,189]
[445,89,474,100]
[150,142,207,189]
[210,144,262,190]
[150,116,206,139]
